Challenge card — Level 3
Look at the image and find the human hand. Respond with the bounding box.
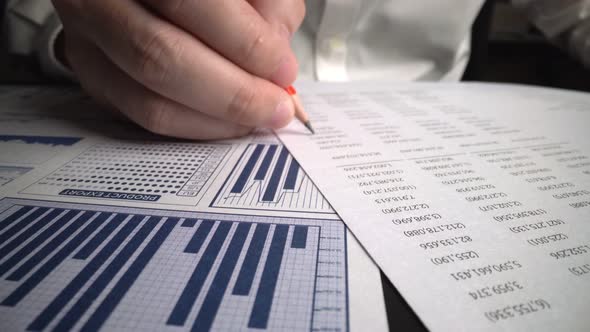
[52,0,305,139]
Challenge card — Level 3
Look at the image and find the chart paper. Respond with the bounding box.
[0,86,388,332]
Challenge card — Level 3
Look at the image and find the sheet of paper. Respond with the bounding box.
[278,82,590,331]
[0,86,388,332]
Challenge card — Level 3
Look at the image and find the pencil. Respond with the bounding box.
[285,85,314,134]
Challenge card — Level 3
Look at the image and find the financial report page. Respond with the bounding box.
[278,82,590,331]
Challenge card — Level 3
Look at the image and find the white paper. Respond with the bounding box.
[278,82,590,331]
[0,86,388,332]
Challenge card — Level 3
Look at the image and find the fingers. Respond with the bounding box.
[140,0,299,86]
[65,34,254,140]
[248,0,306,37]
[56,0,295,129]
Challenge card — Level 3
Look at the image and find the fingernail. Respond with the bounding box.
[267,99,294,129]
[270,56,294,87]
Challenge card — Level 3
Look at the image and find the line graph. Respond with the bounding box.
[0,135,82,165]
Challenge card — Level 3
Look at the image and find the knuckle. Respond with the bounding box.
[135,27,184,87]
[143,99,170,135]
[238,21,266,66]
[227,82,258,125]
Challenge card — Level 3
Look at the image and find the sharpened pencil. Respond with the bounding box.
[286,85,314,134]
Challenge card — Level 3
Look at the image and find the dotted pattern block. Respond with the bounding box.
[28,141,230,199]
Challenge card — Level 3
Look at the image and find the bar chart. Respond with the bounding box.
[211,144,333,213]
[0,198,348,331]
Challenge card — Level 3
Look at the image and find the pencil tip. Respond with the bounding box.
[304,121,315,134]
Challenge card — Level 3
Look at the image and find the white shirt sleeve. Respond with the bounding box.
[294,0,484,82]
[3,0,73,79]
[513,0,590,68]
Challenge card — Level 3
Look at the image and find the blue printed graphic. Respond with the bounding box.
[212,144,333,213]
[0,198,347,331]
[0,135,81,146]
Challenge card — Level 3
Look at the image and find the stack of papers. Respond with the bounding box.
[0,82,589,331]
[0,86,386,332]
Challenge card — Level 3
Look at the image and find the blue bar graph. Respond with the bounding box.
[262,148,290,202]
[192,222,251,332]
[0,207,49,244]
[2,211,104,307]
[233,223,270,295]
[254,145,278,180]
[248,224,289,328]
[0,208,64,272]
[0,199,346,332]
[53,216,159,332]
[73,212,121,260]
[231,144,264,193]
[7,210,91,281]
[212,143,332,213]
[0,209,68,276]
[168,221,232,326]
[291,225,308,249]
[185,219,214,253]
[27,215,142,330]
[181,218,198,227]
[283,159,300,190]
[0,205,33,233]
[81,217,179,332]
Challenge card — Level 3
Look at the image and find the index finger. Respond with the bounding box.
[140,0,298,87]
[66,0,296,128]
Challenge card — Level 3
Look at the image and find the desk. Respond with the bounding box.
[1,31,587,332]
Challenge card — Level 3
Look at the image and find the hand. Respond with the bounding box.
[52,0,305,139]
